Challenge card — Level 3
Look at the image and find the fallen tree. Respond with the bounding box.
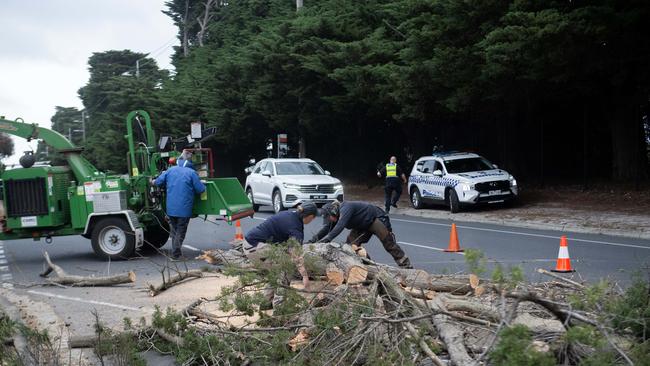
[47,242,648,365]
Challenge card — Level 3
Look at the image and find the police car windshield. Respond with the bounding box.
[275,162,324,175]
[444,158,493,173]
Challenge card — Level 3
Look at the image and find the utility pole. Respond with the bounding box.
[136,59,140,78]
[296,0,302,11]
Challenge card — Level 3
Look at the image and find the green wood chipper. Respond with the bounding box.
[0,110,253,259]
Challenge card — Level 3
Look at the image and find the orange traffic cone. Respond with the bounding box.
[444,223,464,252]
[551,236,575,273]
[234,220,244,241]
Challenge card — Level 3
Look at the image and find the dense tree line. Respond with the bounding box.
[49,0,650,184]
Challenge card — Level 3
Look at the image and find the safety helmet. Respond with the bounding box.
[322,201,341,218]
[298,201,318,218]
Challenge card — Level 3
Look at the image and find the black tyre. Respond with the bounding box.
[246,188,260,212]
[272,189,284,214]
[410,187,424,209]
[448,189,460,213]
[91,217,136,260]
[144,226,169,250]
[142,211,170,251]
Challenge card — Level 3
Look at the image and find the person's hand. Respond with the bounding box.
[376,171,381,178]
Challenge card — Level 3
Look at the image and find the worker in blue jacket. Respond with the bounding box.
[243,201,319,288]
[153,151,205,260]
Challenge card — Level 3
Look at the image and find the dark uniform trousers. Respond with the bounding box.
[384,178,402,211]
[345,216,412,268]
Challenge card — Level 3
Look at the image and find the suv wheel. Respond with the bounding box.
[246,188,260,212]
[410,187,423,209]
[448,189,460,213]
[272,189,284,214]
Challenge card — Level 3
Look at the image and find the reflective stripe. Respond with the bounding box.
[386,164,397,178]
[558,246,570,258]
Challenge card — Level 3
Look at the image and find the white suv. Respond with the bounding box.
[245,158,344,213]
[408,152,518,213]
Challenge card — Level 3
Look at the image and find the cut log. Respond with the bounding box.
[202,243,474,295]
[147,269,204,296]
[68,335,96,349]
[197,249,252,268]
[375,270,436,335]
[442,297,501,322]
[326,263,344,285]
[512,313,565,334]
[403,286,436,300]
[347,266,368,285]
[428,298,474,366]
[40,251,135,286]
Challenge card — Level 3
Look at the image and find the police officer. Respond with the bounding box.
[377,156,407,213]
[308,201,413,269]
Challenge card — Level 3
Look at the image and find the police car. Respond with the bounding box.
[408,152,518,213]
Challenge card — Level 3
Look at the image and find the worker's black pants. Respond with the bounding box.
[384,179,402,212]
[346,217,412,268]
[169,216,190,258]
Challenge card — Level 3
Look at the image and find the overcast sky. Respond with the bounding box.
[0,0,177,165]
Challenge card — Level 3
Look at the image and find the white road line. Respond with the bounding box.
[252,217,267,221]
[26,290,142,311]
[391,218,650,250]
[183,245,200,252]
[0,241,12,289]
[398,241,465,255]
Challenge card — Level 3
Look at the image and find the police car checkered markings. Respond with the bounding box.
[409,175,459,187]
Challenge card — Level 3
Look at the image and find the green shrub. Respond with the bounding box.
[489,325,556,366]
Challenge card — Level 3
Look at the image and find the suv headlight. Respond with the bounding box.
[334,183,343,191]
[282,183,301,190]
[460,183,473,191]
[509,175,517,187]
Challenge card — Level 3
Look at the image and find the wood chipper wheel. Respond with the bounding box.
[91,217,136,260]
[143,225,170,251]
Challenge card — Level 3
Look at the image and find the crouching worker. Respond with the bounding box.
[307,201,413,269]
[243,201,319,292]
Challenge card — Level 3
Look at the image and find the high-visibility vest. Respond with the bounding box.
[386,164,397,178]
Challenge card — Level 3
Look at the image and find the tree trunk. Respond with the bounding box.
[182,0,190,57]
[197,0,215,47]
[610,96,647,181]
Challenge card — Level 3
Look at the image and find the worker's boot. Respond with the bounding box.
[396,256,413,269]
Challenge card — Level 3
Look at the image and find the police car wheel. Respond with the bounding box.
[448,189,460,213]
[410,188,423,209]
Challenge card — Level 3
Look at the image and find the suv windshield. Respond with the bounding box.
[275,162,325,175]
[444,158,494,174]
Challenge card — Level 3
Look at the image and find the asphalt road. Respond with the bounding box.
[0,207,649,338]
